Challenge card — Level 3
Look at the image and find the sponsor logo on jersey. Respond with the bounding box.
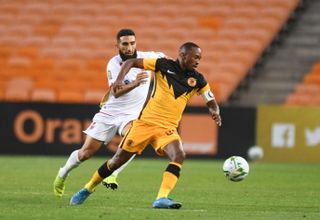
[187,77,197,87]
[107,70,112,79]
[127,139,134,146]
[167,70,176,75]
[165,129,175,136]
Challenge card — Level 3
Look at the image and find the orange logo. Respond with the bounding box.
[187,77,197,87]
[14,110,90,144]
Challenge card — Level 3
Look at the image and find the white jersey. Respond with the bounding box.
[85,51,165,140]
[100,51,164,116]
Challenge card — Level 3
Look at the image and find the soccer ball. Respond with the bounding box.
[247,145,264,161]
[223,156,249,182]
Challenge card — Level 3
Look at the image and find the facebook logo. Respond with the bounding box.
[271,123,295,148]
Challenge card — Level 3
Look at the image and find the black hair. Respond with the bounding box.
[179,42,200,52]
[116,28,135,41]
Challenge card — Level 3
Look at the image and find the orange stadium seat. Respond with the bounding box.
[66,48,93,59]
[7,56,31,69]
[294,84,320,95]
[5,25,32,39]
[15,46,38,59]
[216,28,241,41]
[4,87,30,102]
[304,74,320,85]
[33,78,60,90]
[39,47,66,58]
[0,89,4,100]
[6,76,33,89]
[90,79,109,91]
[267,0,299,10]
[284,94,318,106]
[59,27,83,38]
[55,59,85,72]
[4,76,33,101]
[57,89,84,103]
[311,62,320,75]
[232,6,260,19]
[252,18,280,33]
[23,36,49,47]
[51,37,76,48]
[87,58,107,71]
[34,24,61,38]
[198,16,221,31]
[0,45,11,60]
[285,59,320,106]
[83,89,106,104]
[285,94,302,106]
[259,7,289,21]
[66,15,92,27]
[30,88,57,103]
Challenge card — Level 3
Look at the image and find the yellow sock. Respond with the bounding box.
[156,162,182,199]
[85,171,103,193]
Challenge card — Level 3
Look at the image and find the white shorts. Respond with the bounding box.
[83,113,136,144]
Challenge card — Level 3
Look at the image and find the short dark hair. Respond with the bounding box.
[117,28,135,41]
[179,42,200,52]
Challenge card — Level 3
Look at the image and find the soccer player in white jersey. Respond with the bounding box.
[53,29,165,197]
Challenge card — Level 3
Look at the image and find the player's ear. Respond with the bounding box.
[179,52,186,60]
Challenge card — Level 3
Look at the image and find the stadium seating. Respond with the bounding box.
[284,61,320,106]
[30,88,57,103]
[84,89,106,104]
[0,0,299,105]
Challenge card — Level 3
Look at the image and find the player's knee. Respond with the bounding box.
[78,149,94,161]
[173,149,186,163]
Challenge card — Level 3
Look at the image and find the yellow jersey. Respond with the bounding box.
[139,58,210,128]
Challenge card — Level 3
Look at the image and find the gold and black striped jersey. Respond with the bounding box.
[140,57,210,128]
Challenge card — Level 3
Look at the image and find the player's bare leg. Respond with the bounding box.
[70,148,134,205]
[102,122,135,190]
[153,140,185,209]
[53,136,103,197]
[102,154,136,190]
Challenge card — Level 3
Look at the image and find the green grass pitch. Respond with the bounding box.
[0,156,319,220]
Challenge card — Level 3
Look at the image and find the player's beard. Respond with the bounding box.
[119,50,137,61]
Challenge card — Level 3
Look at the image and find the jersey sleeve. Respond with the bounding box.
[198,83,210,94]
[143,58,158,71]
[106,58,119,85]
[142,51,166,58]
[197,74,210,95]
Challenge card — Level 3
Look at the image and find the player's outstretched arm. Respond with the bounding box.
[200,89,222,126]
[206,99,222,127]
[113,58,144,93]
[111,71,149,98]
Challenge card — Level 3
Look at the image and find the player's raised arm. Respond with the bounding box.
[111,71,148,98]
[113,58,144,93]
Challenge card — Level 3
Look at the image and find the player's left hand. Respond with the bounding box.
[133,71,149,87]
[210,110,222,126]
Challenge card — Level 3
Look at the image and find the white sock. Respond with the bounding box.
[112,154,136,177]
[58,150,81,179]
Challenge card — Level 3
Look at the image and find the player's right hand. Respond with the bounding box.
[134,71,149,87]
[113,80,123,93]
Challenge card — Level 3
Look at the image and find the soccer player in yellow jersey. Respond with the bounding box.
[70,42,222,209]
